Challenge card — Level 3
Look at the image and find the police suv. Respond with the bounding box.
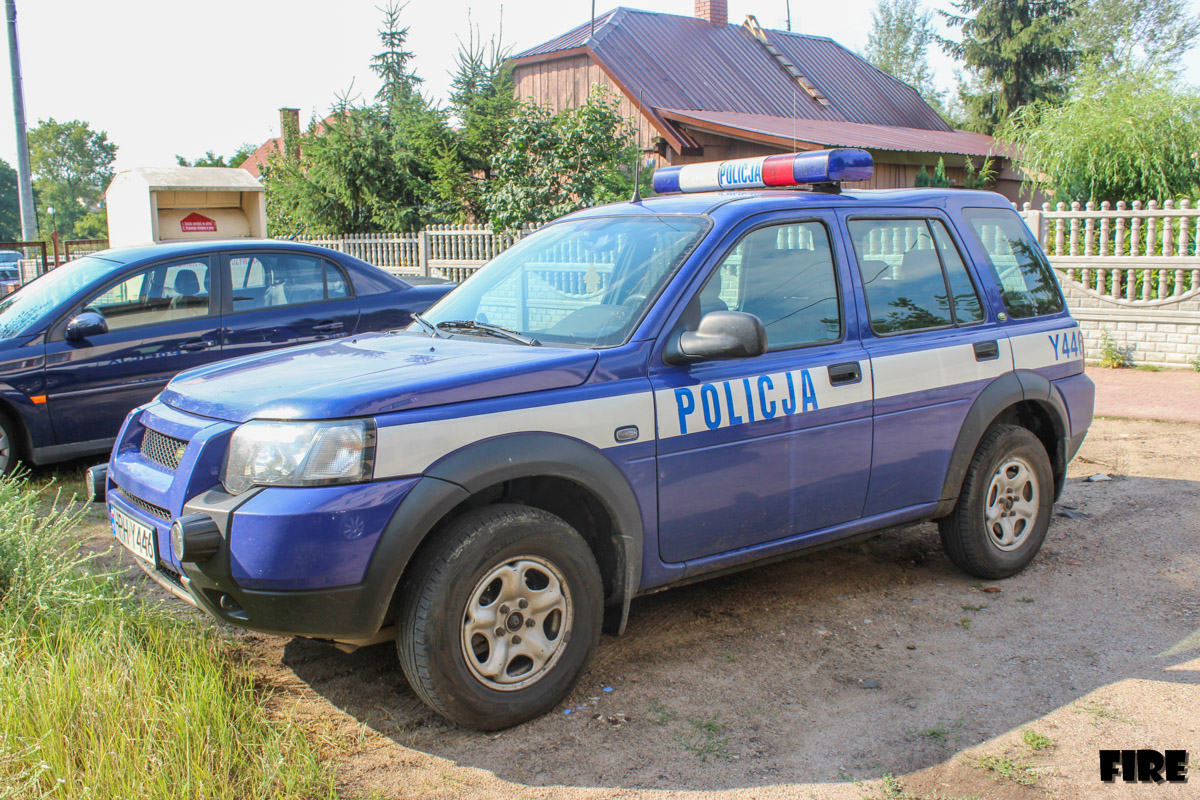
[97,149,1094,730]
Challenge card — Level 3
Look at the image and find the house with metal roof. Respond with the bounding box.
[511,2,1023,199]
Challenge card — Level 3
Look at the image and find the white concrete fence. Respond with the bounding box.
[1018,200,1199,368]
[296,203,1200,369]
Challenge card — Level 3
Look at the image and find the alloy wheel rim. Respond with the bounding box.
[461,555,573,691]
[984,456,1039,551]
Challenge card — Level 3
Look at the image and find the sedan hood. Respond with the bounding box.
[161,332,599,422]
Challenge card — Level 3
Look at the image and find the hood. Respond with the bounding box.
[160,332,599,422]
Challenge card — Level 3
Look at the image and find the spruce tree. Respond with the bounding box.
[940,0,1077,133]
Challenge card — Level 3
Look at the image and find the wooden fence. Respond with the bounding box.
[293,225,526,282]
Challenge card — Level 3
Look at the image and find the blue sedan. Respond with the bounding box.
[0,239,453,473]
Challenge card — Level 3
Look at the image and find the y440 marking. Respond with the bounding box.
[1048,329,1082,361]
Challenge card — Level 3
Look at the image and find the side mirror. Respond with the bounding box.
[665,310,768,364]
[66,311,108,342]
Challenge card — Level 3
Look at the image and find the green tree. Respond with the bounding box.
[430,24,517,222]
[263,3,447,235]
[1074,0,1200,73]
[175,144,257,168]
[940,0,1078,134]
[0,159,18,241]
[864,0,944,109]
[1002,68,1200,202]
[485,87,638,233]
[28,118,118,238]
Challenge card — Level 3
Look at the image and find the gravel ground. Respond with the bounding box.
[79,416,1200,799]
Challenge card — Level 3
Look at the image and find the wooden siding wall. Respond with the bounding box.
[513,57,660,151]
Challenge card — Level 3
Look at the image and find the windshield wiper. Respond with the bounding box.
[435,319,540,346]
[409,312,446,338]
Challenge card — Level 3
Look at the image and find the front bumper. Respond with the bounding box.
[106,400,440,641]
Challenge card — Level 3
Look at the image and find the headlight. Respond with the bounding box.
[221,419,376,494]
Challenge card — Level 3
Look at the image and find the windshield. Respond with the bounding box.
[0,256,120,339]
[420,215,709,347]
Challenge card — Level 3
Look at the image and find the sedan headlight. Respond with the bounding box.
[221,419,376,494]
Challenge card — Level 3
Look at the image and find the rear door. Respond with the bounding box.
[220,250,361,360]
[43,256,223,447]
[650,214,874,565]
[839,212,1011,517]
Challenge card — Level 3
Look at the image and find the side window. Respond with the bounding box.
[930,220,984,324]
[961,207,1064,318]
[700,221,841,350]
[229,254,350,312]
[849,218,983,335]
[84,258,211,331]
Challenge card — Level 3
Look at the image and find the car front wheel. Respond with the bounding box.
[397,504,603,730]
[938,424,1054,579]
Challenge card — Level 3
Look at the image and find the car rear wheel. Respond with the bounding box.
[397,504,603,730]
[938,424,1053,579]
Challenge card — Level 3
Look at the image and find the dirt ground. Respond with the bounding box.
[79,416,1200,800]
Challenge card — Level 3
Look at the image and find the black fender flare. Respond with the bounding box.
[933,371,1070,518]
[422,432,645,635]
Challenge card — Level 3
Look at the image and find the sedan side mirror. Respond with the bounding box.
[665,310,768,364]
[66,311,108,342]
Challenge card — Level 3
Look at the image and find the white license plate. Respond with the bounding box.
[111,505,156,564]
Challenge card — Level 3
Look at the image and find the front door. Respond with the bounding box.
[43,256,223,447]
[651,216,874,565]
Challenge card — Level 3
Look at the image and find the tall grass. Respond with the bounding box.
[0,476,338,799]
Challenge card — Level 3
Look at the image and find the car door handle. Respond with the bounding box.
[180,340,214,352]
[973,340,1000,361]
[827,361,862,386]
[312,321,344,333]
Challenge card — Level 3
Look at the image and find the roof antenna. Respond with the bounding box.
[792,89,797,153]
[590,0,595,37]
[786,0,792,31]
[631,89,645,203]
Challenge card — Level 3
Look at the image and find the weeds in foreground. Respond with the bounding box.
[647,698,677,726]
[675,714,730,762]
[969,754,1039,786]
[862,772,974,800]
[1098,328,1131,369]
[1074,699,1135,726]
[1190,352,1200,372]
[1022,728,1053,752]
[0,476,336,799]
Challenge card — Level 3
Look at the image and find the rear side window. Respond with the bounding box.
[961,207,1064,318]
[848,218,985,335]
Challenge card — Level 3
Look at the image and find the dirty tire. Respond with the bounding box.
[938,424,1053,579]
[0,411,18,477]
[397,504,603,730]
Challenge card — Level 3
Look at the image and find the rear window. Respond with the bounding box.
[961,207,1063,318]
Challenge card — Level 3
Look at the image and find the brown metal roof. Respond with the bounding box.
[658,109,1004,157]
[512,8,953,132]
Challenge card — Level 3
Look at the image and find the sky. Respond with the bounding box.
[3,0,1200,175]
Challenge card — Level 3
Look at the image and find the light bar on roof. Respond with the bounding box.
[651,148,873,194]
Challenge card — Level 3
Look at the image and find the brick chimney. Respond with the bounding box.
[695,0,727,25]
[279,108,300,161]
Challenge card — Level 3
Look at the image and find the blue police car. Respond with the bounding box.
[100,150,1094,730]
[0,239,450,474]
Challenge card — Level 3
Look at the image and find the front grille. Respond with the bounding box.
[141,427,187,471]
[118,488,171,521]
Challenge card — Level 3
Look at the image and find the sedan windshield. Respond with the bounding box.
[0,256,120,339]
[420,215,708,347]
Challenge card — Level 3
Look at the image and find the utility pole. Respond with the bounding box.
[6,0,37,241]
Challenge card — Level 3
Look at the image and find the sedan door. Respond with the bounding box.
[43,256,223,450]
[220,250,361,360]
